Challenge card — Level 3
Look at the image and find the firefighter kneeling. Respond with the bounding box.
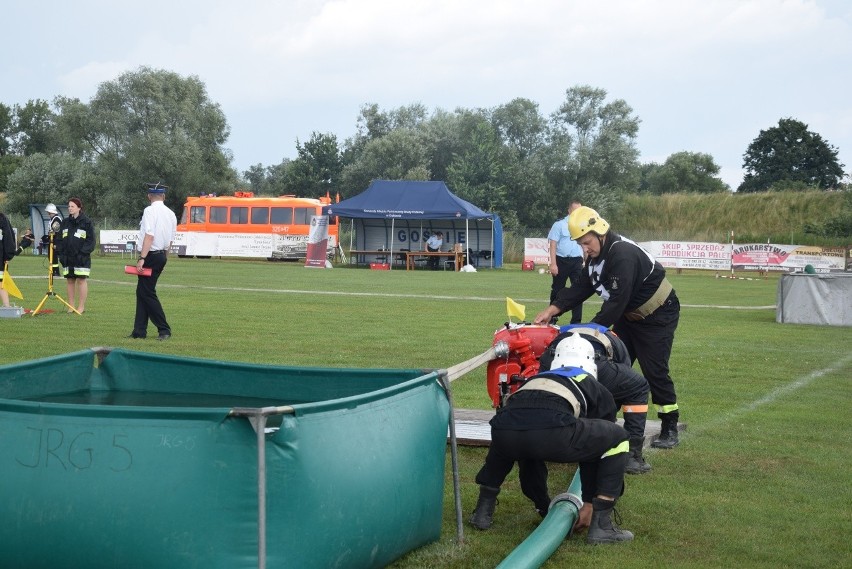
[470,333,634,544]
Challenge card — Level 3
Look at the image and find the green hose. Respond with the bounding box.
[495,469,583,569]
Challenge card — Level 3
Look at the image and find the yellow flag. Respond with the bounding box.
[506,297,525,321]
[2,263,23,300]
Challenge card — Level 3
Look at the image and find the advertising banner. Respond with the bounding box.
[639,241,732,271]
[732,244,847,273]
[99,230,144,254]
[521,234,848,273]
[523,238,550,265]
[101,230,338,260]
[304,215,330,268]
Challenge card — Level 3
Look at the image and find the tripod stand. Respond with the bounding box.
[32,231,79,316]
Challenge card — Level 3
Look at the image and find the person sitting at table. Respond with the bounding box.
[425,231,443,270]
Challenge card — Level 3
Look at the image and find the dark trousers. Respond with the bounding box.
[596,361,650,441]
[550,256,583,323]
[133,252,170,337]
[613,293,680,408]
[426,246,440,270]
[475,419,628,508]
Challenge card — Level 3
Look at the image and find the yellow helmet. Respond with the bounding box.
[568,206,610,240]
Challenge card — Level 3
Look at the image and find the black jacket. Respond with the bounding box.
[553,232,672,327]
[56,214,95,266]
[490,366,618,431]
[0,213,19,264]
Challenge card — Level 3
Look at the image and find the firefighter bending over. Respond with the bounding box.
[470,334,634,544]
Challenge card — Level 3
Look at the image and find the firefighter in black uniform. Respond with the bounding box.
[533,206,681,449]
[540,323,652,474]
[55,198,95,314]
[470,333,634,544]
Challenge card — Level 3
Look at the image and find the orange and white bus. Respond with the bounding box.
[175,192,338,260]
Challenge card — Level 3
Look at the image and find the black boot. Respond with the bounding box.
[625,438,652,474]
[587,498,634,544]
[469,485,500,530]
[652,412,680,449]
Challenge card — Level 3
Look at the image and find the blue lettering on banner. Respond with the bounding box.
[411,230,420,243]
[397,230,408,242]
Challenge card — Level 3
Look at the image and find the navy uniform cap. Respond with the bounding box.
[146,182,168,194]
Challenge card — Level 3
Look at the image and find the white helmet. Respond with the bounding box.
[550,333,597,377]
[45,203,58,214]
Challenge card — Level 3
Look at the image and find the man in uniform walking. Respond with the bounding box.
[127,183,177,341]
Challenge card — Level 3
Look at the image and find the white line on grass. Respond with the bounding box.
[90,279,778,309]
[680,304,775,310]
[683,352,852,438]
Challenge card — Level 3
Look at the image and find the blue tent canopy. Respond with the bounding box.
[324,180,492,220]
[323,180,502,268]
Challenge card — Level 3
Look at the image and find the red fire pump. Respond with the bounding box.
[485,323,560,408]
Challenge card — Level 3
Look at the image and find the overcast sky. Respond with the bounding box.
[3,0,850,191]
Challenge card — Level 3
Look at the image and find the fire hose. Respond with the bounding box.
[496,469,583,569]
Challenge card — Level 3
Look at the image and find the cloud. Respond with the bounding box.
[58,61,130,100]
[2,0,850,186]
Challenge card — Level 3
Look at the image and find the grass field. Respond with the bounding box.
[2,254,851,568]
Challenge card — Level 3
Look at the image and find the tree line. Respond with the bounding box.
[0,67,846,229]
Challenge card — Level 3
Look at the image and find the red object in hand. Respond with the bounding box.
[124,265,152,277]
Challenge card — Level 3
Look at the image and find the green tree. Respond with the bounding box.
[490,98,546,159]
[344,103,429,160]
[448,107,551,229]
[738,118,845,192]
[445,120,508,216]
[13,99,57,156]
[642,151,729,194]
[280,132,343,198]
[49,66,236,219]
[419,109,468,183]
[340,128,430,196]
[0,155,23,194]
[4,153,88,214]
[243,163,271,195]
[547,85,641,210]
[0,102,19,191]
